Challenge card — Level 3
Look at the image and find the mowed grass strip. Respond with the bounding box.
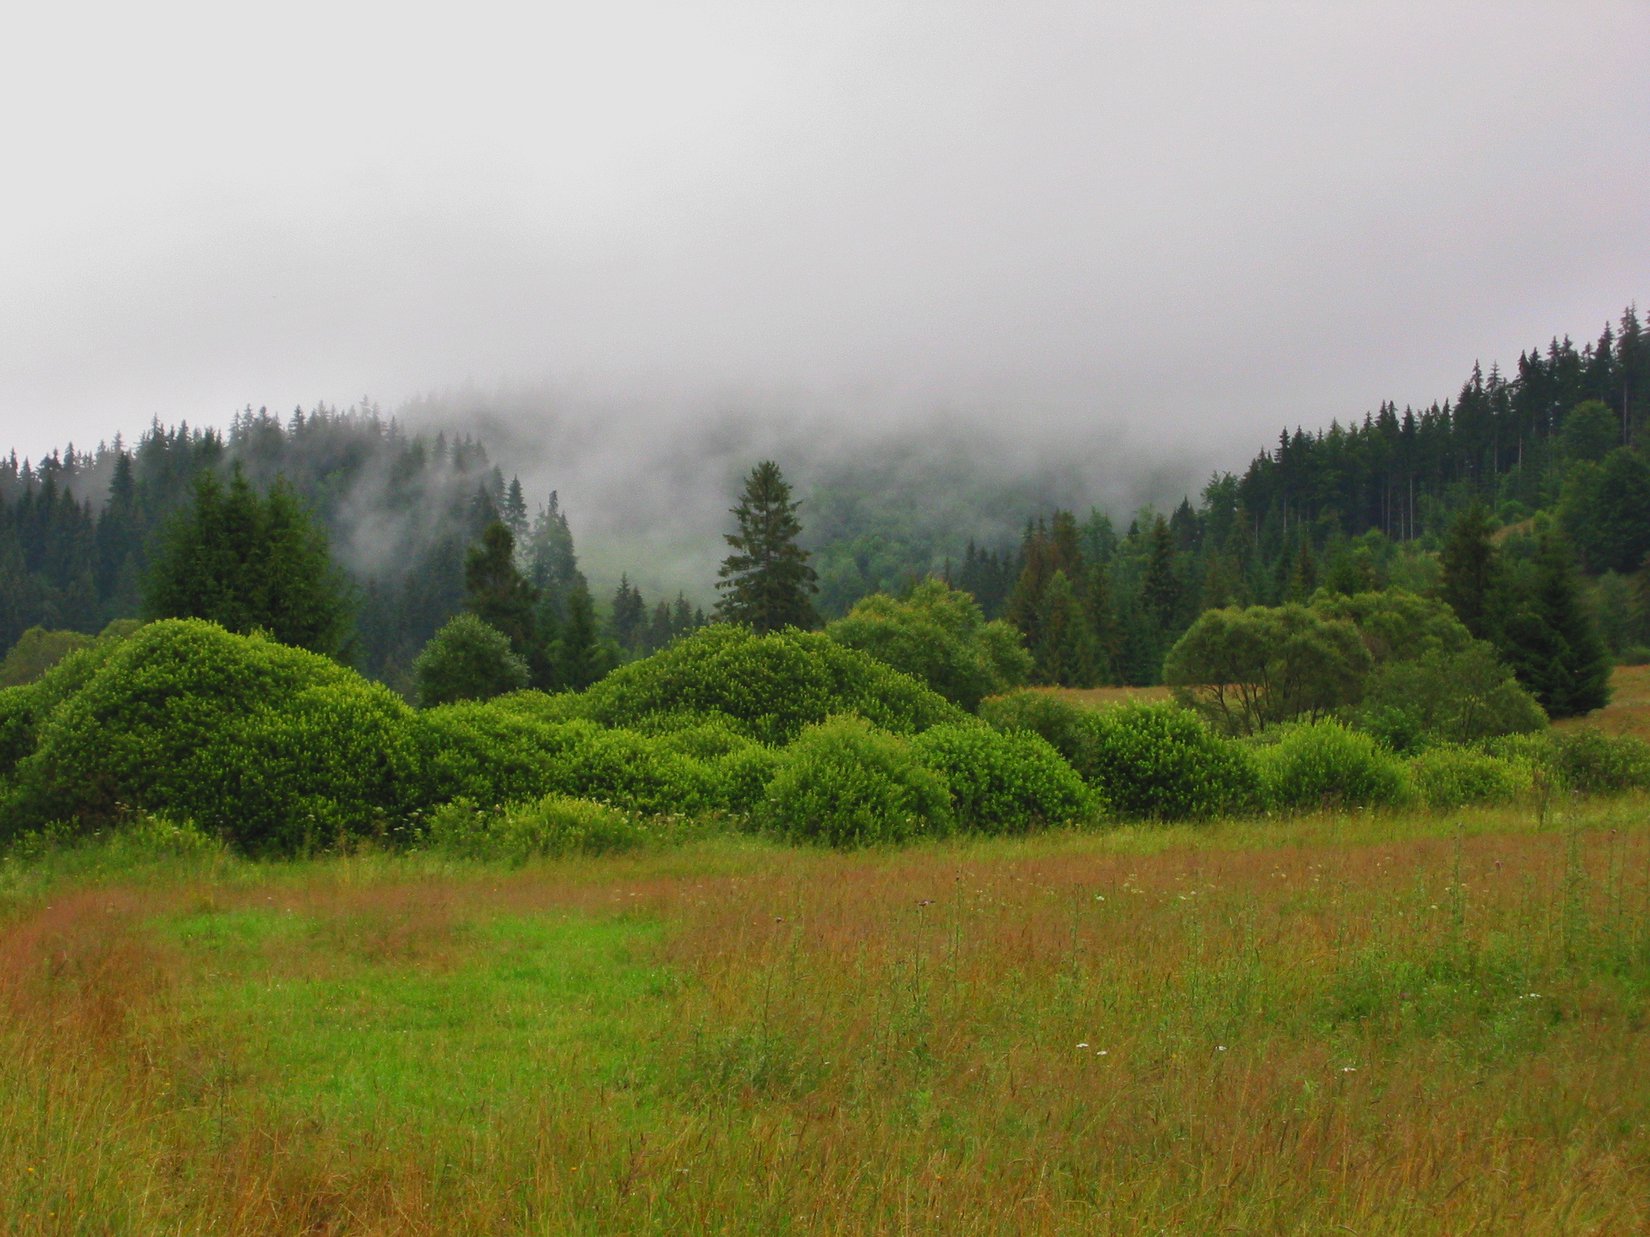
[1,800,1647,1234]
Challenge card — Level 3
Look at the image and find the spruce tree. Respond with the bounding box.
[1438,503,1501,642]
[1500,532,1611,717]
[715,461,818,633]
[463,521,537,659]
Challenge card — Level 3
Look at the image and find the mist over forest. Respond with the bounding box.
[395,383,1214,602]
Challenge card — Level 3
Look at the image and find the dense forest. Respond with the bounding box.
[2,305,1645,693]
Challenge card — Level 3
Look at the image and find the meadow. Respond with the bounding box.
[4,793,1648,1235]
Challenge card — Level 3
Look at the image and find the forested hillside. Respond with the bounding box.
[1,305,1644,692]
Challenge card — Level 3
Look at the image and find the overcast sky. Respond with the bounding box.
[2,1,1646,471]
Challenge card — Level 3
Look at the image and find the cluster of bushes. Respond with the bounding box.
[2,618,1647,860]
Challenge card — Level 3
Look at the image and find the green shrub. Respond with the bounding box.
[714,744,783,817]
[629,713,761,758]
[911,722,1097,833]
[566,624,965,745]
[2,619,420,853]
[415,706,598,806]
[1485,729,1650,797]
[825,579,1031,711]
[1354,644,1547,752]
[413,613,530,706]
[550,727,725,817]
[978,690,1096,766]
[0,632,135,778]
[1256,720,1414,813]
[0,627,94,688]
[1546,729,1650,795]
[758,716,953,847]
[1082,702,1263,821]
[424,794,649,864]
[1407,746,1534,809]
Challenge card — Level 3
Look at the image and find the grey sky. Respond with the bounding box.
[3,1,1646,475]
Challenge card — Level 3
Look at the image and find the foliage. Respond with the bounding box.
[910,722,1096,833]
[977,689,1094,764]
[414,706,597,807]
[143,465,352,656]
[464,521,539,658]
[1499,532,1612,718]
[1,619,420,852]
[0,625,138,778]
[757,716,953,847]
[423,795,653,863]
[1164,604,1371,735]
[825,578,1031,710]
[1355,643,1547,752]
[715,460,819,633]
[1254,720,1414,813]
[1081,702,1264,821]
[1437,503,1503,642]
[565,623,965,745]
[1406,746,1534,810]
[1488,729,1650,797]
[413,613,530,706]
[0,626,94,687]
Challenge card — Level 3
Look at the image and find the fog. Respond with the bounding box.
[3,2,1646,555]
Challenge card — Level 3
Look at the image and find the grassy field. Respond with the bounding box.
[4,792,1650,1235]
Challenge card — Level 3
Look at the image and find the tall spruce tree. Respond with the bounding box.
[1500,531,1611,718]
[715,461,818,633]
[1439,502,1502,642]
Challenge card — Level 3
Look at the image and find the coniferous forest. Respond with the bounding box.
[1,305,1646,701]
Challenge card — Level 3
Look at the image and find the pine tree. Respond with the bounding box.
[715,461,818,633]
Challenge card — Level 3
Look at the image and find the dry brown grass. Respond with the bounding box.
[3,803,1649,1233]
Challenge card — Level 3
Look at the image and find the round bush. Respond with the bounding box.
[758,716,953,847]
[1407,745,1534,809]
[412,612,530,706]
[911,722,1097,834]
[1256,720,1414,813]
[566,625,966,745]
[1082,702,1263,821]
[979,690,1098,770]
[6,619,420,853]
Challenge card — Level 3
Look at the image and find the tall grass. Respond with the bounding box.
[3,799,1648,1233]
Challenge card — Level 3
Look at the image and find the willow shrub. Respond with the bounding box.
[414,706,599,807]
[1255,720,1414,814]
[1489,729,1650,796]
[978,690,1097,768]
[1083,702,1265,821]
[911,722,1097,834]
[565,624,966,745]
[3,619,420,853]
[424,794,649,864]
[1407,745,1534,810]
[757,716,953,848]
[0,630,136,779]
